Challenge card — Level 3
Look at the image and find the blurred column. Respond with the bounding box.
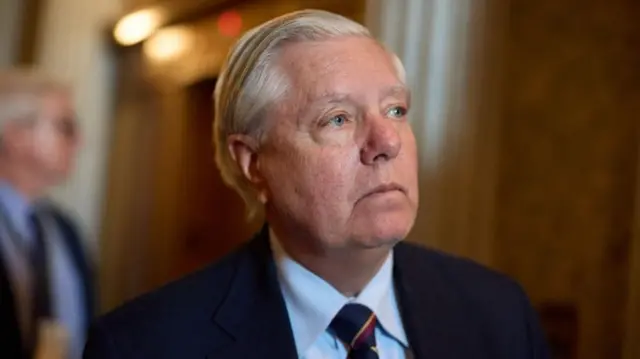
[366,0,507,265]
[0,0,23,65]
[34,0,121,247]
[0,0,47,66]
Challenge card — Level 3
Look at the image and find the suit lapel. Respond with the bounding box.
[49,210,95,329]
[0,240,25,357]
[207,226,297,359]
[393,243,484,359]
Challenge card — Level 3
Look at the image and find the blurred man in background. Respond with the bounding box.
[0,69,94,359]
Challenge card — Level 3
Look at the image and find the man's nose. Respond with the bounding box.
[359,113,401,165]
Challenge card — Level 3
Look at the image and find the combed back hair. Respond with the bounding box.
[0,68,68,138]
[213,9,406,217]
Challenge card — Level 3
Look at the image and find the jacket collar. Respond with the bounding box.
[207,226,483,359]
[393,243,487,359]
[207,225,297,359]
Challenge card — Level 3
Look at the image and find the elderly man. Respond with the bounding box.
[0,69,94,359]
[84,9,549,359]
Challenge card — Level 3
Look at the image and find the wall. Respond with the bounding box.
[34,0,122,250]
[142,0,365,85]
[496,1,640,358]
[625,146,640,359]
[0,0,22,66]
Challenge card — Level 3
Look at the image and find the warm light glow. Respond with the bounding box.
[113,8,164,46]
[217,10,243,37]
[143,26,194,62]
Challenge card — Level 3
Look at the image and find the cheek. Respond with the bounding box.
[306,153,354,204]
[301,149,357,203]
[264,145,359,211]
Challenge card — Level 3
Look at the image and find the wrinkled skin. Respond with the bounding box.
[255,36,419,254]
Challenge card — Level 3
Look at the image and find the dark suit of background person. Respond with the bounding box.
[83,10,550,359]
[0,69,95,359]
[0,197,95,359]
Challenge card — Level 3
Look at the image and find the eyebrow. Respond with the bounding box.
[380,85,410,101]
[311,84,410,106]
[311,92,351,106]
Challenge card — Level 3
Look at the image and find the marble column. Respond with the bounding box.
[365,0,506,265]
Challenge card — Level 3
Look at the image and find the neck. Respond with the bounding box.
[0,158,46,201]
[270,224,391,297]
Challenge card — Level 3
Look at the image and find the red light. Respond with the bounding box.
[217,10,242,37]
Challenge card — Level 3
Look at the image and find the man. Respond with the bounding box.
[0,69,95,359]
[84,9,549,359]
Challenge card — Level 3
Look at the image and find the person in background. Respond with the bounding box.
[0,68,95,359]
[83,9,549,359]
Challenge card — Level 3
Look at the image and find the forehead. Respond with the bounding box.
[278,36,403,101]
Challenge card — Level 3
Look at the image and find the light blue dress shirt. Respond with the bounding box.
[0,182,85,359]
[270,230,412,358]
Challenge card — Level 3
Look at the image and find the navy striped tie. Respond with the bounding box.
[329,303,379,359]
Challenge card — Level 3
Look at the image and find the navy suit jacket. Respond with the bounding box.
[84,226,549,359]
[0,206,95,359]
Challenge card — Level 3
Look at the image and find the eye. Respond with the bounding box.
[327,114,348,127]
[386,106,407,118]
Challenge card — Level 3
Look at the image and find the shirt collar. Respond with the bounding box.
[0,180,33,239]
[270,228,408,356]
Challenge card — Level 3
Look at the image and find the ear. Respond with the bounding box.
[227,134,268,203]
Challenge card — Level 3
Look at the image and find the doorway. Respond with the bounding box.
[175,78,261,277]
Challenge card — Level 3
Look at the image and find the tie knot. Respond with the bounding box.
[330,303,377,351]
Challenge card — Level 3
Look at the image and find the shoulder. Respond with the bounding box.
[98,248,245,325]
[394,241,534,331]
[394,242,550,358]
[395,240,526,298]
[84,244,249,357]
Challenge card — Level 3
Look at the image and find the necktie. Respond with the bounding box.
[329,303,379,359]
[27,211,51,352]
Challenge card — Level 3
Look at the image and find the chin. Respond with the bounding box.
[350,212,415,248]
[355,236,402,250]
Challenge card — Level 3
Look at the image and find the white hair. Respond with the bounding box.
[213,9,406,217]
[0,68,68,138]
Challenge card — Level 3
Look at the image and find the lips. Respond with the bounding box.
[362,183,406,199]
